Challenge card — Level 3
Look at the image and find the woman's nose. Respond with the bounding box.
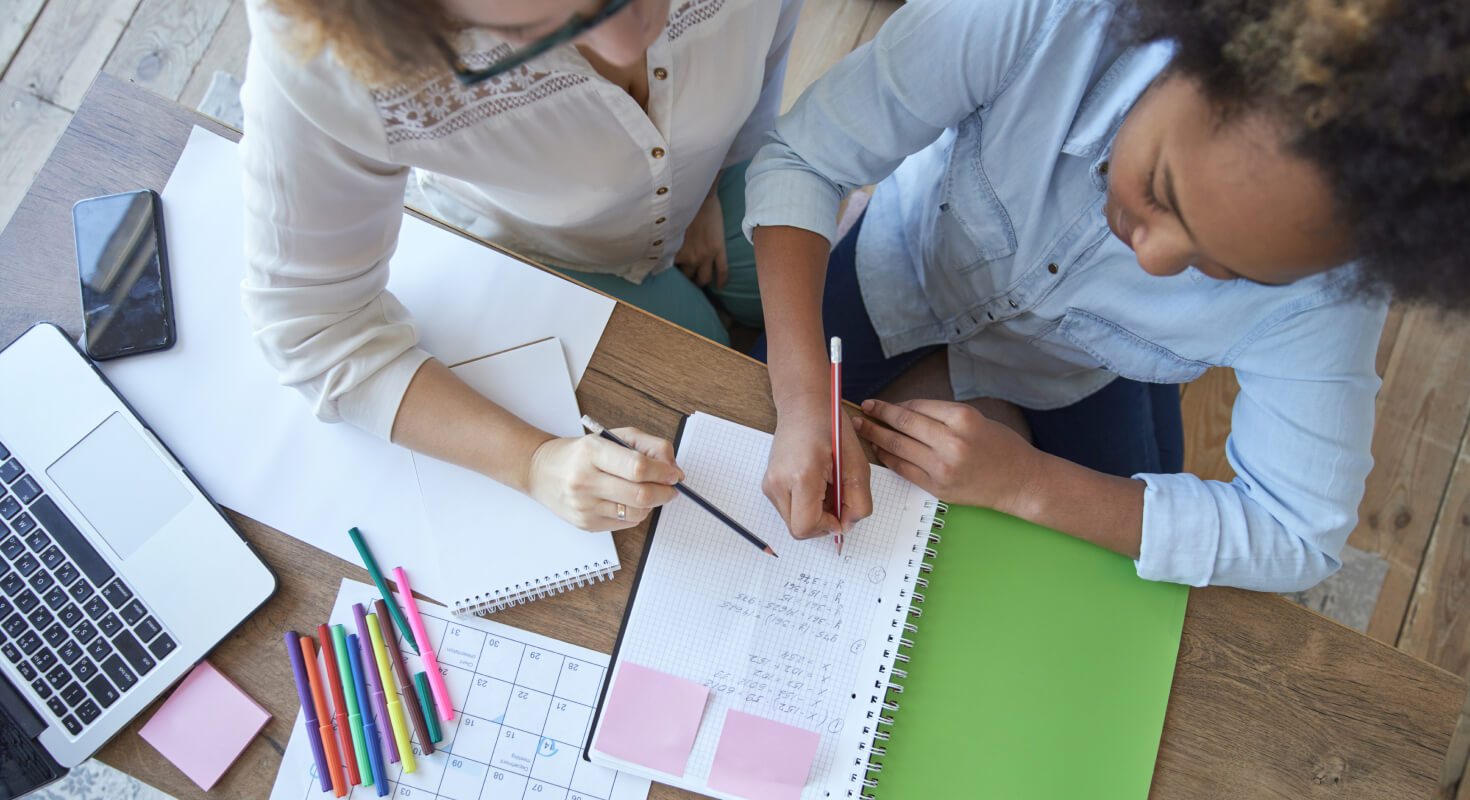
[1130,223,1194,277]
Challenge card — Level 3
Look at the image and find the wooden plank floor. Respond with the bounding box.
[3,0,1467,797]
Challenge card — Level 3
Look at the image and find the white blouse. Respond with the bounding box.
[239,0,801,438]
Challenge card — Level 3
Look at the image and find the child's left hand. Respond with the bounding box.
[852,397,1041,513]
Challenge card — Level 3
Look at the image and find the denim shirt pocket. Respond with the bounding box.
[931,117,1017,273]
[1057,309,1212,384]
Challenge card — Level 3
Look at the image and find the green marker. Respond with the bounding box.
[332,624,373,786]
[348,527,419,655]
[415,672,443,743]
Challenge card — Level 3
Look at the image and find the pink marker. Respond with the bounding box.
[391,567,454,722]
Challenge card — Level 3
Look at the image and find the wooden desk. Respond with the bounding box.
[0,75,1462,800]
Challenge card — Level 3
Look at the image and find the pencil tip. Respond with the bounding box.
[766,547,778,557]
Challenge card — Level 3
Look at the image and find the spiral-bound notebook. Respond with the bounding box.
[585,413,1188,800]
[413,338,619,617]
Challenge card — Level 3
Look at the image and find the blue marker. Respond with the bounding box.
[347,634,389,796]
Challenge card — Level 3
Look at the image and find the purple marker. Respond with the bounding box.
[353,602,399,764]
[286,631,332,792]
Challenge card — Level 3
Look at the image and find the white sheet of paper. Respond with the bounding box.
[414,339,619,612]
[97,127,616,601]
[268,579,652,800]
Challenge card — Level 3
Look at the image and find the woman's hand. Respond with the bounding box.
[526,427,683,531]
[763,395,873,540]
[675,183,729,289]
[853,398,1042,514]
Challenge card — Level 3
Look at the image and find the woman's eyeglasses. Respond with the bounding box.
[438,0,637,86]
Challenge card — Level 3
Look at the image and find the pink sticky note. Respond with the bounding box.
[594,661,709,777]
[707,710,821,800]
[138,661,271,790]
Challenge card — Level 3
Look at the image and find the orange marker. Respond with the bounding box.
[300,636,347,797]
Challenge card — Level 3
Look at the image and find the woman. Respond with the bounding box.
[746,0,1469,590]
[239,0,800,531]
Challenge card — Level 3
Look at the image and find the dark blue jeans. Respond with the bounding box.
[749,212,1184,478]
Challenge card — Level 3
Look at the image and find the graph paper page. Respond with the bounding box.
[589,413,938,800]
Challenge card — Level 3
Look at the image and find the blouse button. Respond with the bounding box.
[653,67,668,80]
[655,217,667,224]
[1008,299,1018,309]
[656,187,669,195]
[1048,263,1059,274]
[653,239,664,247]
[651,147,665,159]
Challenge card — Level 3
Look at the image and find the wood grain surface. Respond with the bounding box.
[0,74,1463,800]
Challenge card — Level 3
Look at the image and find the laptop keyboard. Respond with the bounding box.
[0,440,176,739]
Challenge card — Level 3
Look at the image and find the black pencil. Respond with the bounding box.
[581,415,779,557]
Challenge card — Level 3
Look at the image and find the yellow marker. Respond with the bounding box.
[367,613,416,774]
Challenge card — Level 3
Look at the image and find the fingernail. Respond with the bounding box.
[851,417,863,429]
[861,399,875,410]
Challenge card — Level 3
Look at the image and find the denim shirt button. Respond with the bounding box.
[1008,299,1019,309]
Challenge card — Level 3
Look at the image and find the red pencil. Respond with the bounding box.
[831,337,843,555]
[317,624,360,786]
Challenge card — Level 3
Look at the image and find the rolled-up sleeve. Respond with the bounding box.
[743,0,1061,244]
[238,35,429,440]
[1133,292,1388,592]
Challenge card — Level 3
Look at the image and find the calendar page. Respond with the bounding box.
[270,579,651,800]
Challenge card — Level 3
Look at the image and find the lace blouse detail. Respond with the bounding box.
[668,0,727,41]
[372,61,590,145]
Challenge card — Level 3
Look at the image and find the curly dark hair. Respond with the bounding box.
[1130,0,1470,308]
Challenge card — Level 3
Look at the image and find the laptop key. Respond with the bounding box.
[0,496,18,520]
[112,630,154,675]
[0,536,22,560]
[72,658,95,683]
[0,441,8,461]
[46,697,65,718]
[101,580,132,609]
[147,633,175,661]
[9,514,34,536]
[38,546,63,571]
[134,616,161,643]
[60,715,81,736]
[58,642,83,665]
[57,603,82,628]
[86,638,112,664]
[0,571,21,596]
[30,678,50,699]
[16,631,40,654]
[16,660,35,681]
[42,623,66,649]
[46,665,69,690]
[120,599,145,626]
[29,496,114,587]
[0,596,11,620]
[100,654,136,691]
[54,563,79,587]
[43,587,67,611]
[14,590,37,613]
[60,681,85,708]
[1,643,19,663]
[68,579,92,602]
[76,700,100,725]
[97,614,122,638]
[27,570,53,594]
[23,530,47,553]
[83,596,106,620]
[11,477,39,504]
[26,606,52,631]
[31,648,55,673]
[0,459,21,484]
[85,675,119,709]
[12,554,38,577]
[2,614,24,639]
[73,621,97,645]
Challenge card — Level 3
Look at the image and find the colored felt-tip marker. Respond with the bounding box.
[300,636,347,797]
[347,634,389,796]
[354,604,399,765]
[348,527,419,655]
[375,598,435,755]
[581,415,777,557]
[330,625,370,787]
[285,632,332,793]
[392,566,454,723]
[831,336,844,556]
[367,612,416,773]
[318,625,360,787]
[415,672,443,743]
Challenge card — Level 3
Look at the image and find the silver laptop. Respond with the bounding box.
[0,323,275,789]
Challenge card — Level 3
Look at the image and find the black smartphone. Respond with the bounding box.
[72,189,176,360]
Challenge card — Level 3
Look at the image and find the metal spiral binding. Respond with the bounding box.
[859,498,946,799]
[452,560,619,617]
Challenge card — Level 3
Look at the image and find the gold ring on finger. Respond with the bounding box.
[616,502,627,522]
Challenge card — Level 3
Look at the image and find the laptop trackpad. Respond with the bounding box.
[46,413,191,560]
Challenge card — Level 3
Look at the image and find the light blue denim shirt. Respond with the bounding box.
[744,0,1387,591]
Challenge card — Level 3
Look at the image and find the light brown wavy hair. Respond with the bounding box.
[267,0,462,86]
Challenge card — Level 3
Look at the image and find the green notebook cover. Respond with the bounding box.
[871,505,1188,799]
